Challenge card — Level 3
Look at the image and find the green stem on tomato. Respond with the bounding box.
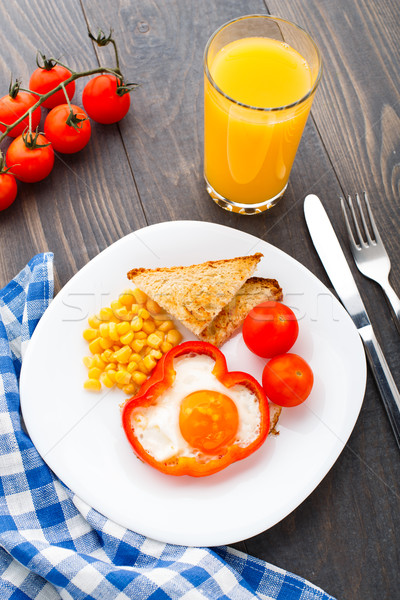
[19,87,44,97]
[110,39,121,75]
[60,82,73,110]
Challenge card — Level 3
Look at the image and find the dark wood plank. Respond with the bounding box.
[0,0,146,291]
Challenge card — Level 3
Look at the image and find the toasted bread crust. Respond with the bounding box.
[127,253,263,335]
[199,276,283,347]
[268,403,282,434]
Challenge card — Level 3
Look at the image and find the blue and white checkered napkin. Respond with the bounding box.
[0,253,336,600]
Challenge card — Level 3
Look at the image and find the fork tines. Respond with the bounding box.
[341,191,381,249]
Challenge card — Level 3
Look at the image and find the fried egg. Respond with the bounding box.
[130,354,262,463]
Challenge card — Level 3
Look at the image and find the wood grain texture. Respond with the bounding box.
[0,1,399,598]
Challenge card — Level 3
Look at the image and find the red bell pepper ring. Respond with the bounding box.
[122,341,270,477]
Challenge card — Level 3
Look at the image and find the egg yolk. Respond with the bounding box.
[179,390,239,454]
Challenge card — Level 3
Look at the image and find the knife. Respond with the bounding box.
[304,194,400,448]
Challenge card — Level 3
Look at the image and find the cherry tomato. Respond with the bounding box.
[0,172,17,210]
[262,353,314,407]
[242,301,299,358]
[0,91,41,138]
[29,65,75,109]
[82,74,131,124]
[44,104,91,153]
[6,133,54,183]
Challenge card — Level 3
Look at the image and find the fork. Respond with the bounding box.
[341,192,400,326]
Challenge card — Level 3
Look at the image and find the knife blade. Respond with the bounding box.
[304,194,400,448]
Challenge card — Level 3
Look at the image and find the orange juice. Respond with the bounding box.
[204,36,315,207]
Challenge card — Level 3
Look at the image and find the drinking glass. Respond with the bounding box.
[203,15,322,214]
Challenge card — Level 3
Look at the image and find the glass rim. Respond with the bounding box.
[203,14,323,112]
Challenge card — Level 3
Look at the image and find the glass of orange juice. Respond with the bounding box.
[204,15,322,215]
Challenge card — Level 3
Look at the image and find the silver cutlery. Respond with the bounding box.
[341,192,400,325]
[304,194,400,449]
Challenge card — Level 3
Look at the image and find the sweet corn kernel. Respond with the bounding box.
[157,320,175,332]
[131,338,146,353]
[138,307,150,320]
[167,329,182,345]
[88,315,101,329]
[122,383,136,396]
[91,354,106,370]
[99,307,114,322]
[100,372,114,388]
[101,349,114,363]
[83,328,98,341]
[150,329,164,341]
[160,341,173,354]
[149,349,163,360]
[88,367,102,380]
[88,338,103,355]
[115,370,131,386]
[99,337,114,350]
[113,346,132,364]
[142,320,156,335]
[120,331,134,345]
[131,316,143,332]
[147,333,163,349]
[84,378,101,391]
[116,321,130,336]
[105,362,117,371]
[110,299,121,313]
[134,331,147,340]
[146,298,162,314]
[130,304,140,316]
[142,355,157,373]
[83,356,93,368]
[119,293,134,307]
[114,306,129,320]
[130,353,142,363]
[132,371,148,385]
[99,323,110,338]
[132,288,148,304]
[127,360,138,373]
[108,322,119,341]
[106,369,117,382]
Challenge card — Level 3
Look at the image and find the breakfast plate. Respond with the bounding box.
[20,220,366,547]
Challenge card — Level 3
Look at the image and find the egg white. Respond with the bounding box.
[130,354,262,462]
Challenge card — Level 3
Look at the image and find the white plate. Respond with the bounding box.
[20,221,366,547]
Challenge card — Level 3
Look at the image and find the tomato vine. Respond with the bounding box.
[0,28,137,145]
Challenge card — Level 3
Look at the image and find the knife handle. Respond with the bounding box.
[360,325,400,449]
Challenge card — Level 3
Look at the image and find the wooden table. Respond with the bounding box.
[1,1,399,598]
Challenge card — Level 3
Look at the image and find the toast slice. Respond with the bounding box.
[199,276,283,347]
[127,253,263,336]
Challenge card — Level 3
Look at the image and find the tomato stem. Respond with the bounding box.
[19,88,44,97]
[88,28,122,75]
[60,82,72,109]
[35,51,58,71]
[22,129,51,149]
[9,78,21,100]
[0,150,14,174]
